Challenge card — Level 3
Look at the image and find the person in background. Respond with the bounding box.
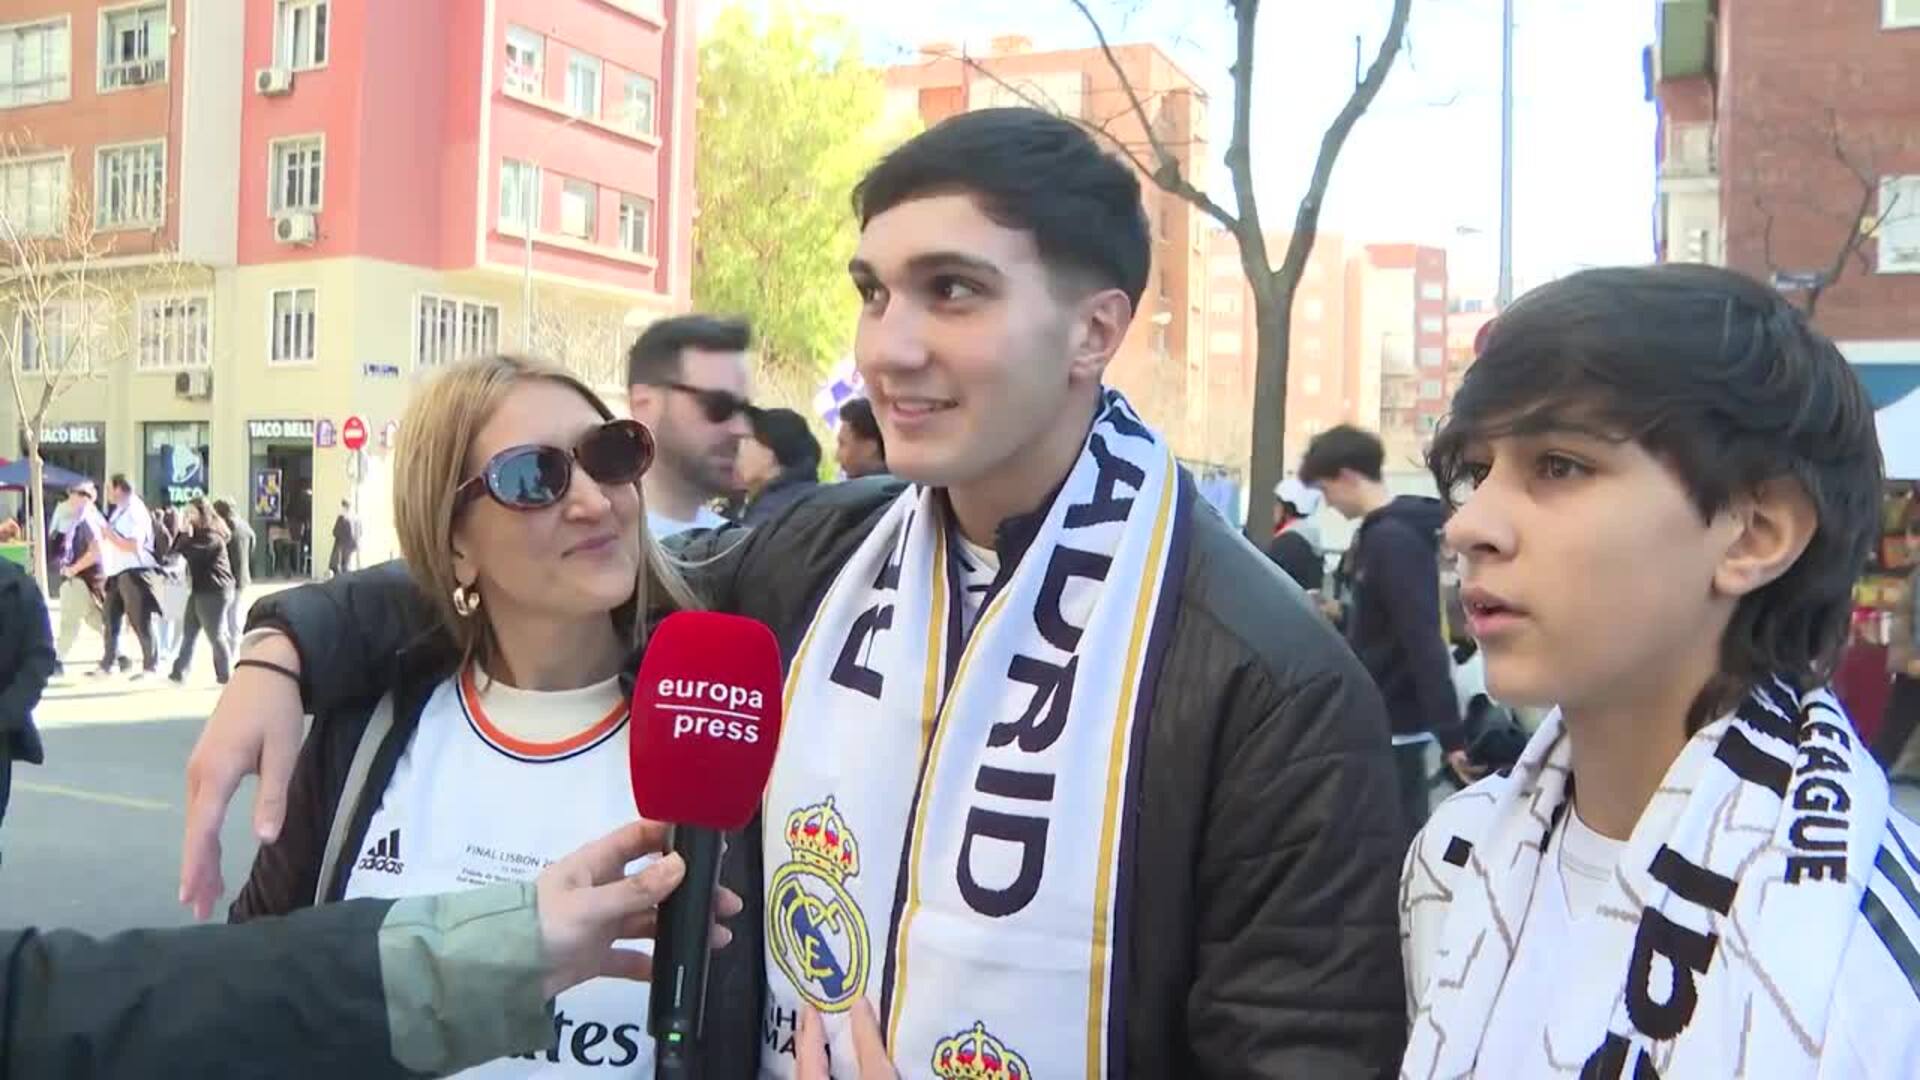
[44,487,78,597]
[0,519,20,543]
[834,397,888,480]
[94,474,159,678]
[151,508,187,665]
[1302,425,1472,832]
[0,553,54,837]
[169,498,235,686]
[626,316,755,537]
[5,820,717,1079]
[53,484,108,670]
[213,499,256,645]
[1401,264,1919,1076]
[735,407,822,528]
[1267,475,1325,591]
[328,499,359,579]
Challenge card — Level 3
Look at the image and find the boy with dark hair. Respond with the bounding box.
[625,314,757,536]
[1301,424,1469,828]
[185,107,1407,1077]
[1401,264,1918,1076]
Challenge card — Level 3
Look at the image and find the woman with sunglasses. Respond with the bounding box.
[229,355,724,1077]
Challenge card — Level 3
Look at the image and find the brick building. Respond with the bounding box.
[1652,0,1920,406]
[1,0,696,575]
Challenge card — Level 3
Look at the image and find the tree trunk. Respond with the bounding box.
[1245,283,1291,546]
[24,434,49,593]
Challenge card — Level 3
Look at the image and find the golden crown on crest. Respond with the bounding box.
[931,1022,1030,1080]
[783,797,860,879]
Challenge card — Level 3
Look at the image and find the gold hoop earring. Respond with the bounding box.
[452,583,482,618]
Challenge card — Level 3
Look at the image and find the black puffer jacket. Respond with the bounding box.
[245,477,1408,1078]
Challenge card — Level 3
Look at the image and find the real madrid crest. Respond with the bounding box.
[768,797,870,1012]
[933,1022,1031,1080]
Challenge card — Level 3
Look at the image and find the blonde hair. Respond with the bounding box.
[393,354,699,670]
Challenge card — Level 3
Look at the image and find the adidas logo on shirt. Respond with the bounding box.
[357,828,405,875]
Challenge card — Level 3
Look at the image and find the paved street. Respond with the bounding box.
[0,585,283,935]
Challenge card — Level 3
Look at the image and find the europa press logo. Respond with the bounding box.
[654,678,766,744]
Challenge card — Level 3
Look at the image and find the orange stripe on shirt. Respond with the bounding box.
[459,665,627,760]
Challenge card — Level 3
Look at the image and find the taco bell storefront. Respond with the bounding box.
[142,422,211,509]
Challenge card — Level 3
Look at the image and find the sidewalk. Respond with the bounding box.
[37,582,299,729]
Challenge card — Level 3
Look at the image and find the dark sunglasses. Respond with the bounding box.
[658,382,754,424]
[454,419,654,513]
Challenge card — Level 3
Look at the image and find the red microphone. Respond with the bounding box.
[629,611,783,1077]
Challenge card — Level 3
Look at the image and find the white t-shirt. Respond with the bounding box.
[343,666,655,1076]
[100,495,156,577]
[649,507,728,539]
[952,533,998,636]
[1474,808,1625,1076]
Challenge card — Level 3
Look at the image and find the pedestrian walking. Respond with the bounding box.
[151,508,188,664]
[51,484,107,668]
[169,498,235,685]
[213,499,255,645]
[326,500,358,578]
[93,475,159,678]
[0,554,53,837]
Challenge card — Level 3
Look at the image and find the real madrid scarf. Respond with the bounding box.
[1402,679,1902,1078]
[761,390,1187,1079]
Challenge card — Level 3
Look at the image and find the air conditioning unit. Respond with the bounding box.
[174,370,213,400]
[255,67,293,96]
[274,212,317,245]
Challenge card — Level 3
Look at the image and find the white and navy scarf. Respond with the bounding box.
[761,390,1188,1079]
[1403,679,1912,1078]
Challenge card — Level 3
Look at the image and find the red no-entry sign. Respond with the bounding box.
[342,416,368,451]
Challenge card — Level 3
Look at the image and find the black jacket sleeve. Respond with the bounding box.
[1,899,413,1080]
[228,709,356,922]
[1360,522,1463,752]
[246,560,433,713]
[0,578,56,745]
[1187,664,1409,1078]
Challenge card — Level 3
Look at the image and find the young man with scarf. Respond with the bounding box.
[178,108,1408,1077]
[1401,264,1920,1077]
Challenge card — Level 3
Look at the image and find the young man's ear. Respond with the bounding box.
[1067,288,1134,384]
[1712,477,1818,599]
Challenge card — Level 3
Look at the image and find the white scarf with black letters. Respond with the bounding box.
[760,390,1185,1079]
[1402,679,1906,1078]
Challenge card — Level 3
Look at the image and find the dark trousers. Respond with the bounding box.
[171,589,233,682]
[1394,740,1434,837]
[102,570,158,672]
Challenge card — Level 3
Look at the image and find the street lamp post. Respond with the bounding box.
[523,110,587,349]
[1498,0,1515,309]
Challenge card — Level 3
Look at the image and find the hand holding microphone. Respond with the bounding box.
[630,611,786,1078]
[533,819,744,1000]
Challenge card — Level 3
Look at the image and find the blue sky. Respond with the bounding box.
[704,1,1660,298]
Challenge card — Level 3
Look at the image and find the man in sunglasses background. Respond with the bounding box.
[625,315,756,537]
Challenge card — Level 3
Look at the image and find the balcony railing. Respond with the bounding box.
[103,58,167,90]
